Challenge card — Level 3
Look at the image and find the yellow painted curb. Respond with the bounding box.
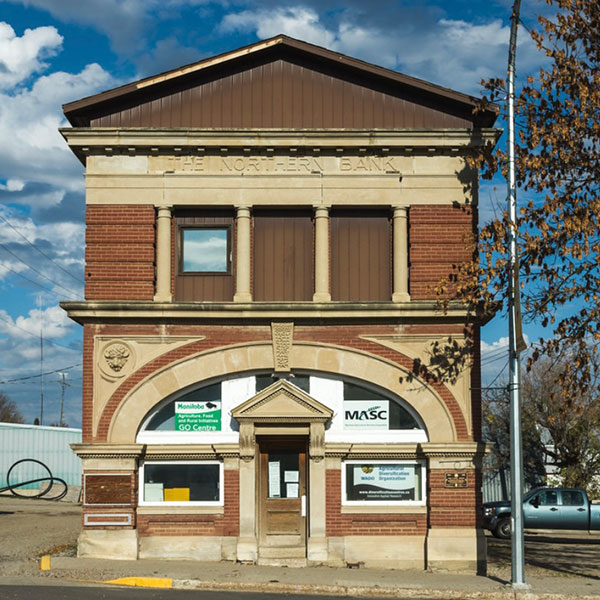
[105,577,173,589]
[40,555,51,571]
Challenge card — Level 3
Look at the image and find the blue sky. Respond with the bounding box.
[0,0,553,427]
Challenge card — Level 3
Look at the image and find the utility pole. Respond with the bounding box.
[57,372,70,427]
[38,295,44,426]
[506,0,528,589]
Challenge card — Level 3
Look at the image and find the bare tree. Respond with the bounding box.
[0,392,25,424]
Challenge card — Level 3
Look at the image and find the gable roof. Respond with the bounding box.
[63,35,497,129]
[231,379,333,423]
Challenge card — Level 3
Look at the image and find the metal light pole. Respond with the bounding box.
[506,0,528,589]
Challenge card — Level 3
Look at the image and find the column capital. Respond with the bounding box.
[235,205,252,217]
[313,204,331,214]
[392,205,409,216]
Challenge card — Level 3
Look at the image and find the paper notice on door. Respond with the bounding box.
[284,470,299,483]
[268,461,280,497]
[286,483,299,498]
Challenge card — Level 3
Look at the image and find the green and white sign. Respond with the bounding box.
[175,401,221,432]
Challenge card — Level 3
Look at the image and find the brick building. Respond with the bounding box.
[61,35,498,571]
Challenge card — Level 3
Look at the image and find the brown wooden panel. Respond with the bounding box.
[253,210,313,301]
[89,56,475,129]
[331,210,391,301]
[174,210,234,302]
[84,474,132,505]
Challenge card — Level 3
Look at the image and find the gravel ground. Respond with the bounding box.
[0,496,80,576]
[1,495,599,584]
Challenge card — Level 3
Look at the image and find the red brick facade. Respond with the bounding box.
[409,204,475,300]
[326,470,428,536]
[83,322,477,444]
[428,469,481,528]
[85,205,156,300]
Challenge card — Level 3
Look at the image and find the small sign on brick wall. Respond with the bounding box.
[445,472,468,488]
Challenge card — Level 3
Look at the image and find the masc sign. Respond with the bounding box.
[344,401,389,430]
[175,401,221,432]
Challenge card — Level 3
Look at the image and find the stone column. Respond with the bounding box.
[237,422,257,561]
[307,422,328,561]
[392,205,410,302]
[154,206,172,302]
[234,206,252,302]
[313,206,331,302]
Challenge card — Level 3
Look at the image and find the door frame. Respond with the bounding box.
[257,436,308,549]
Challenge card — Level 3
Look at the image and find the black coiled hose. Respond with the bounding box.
[0,458,68,501]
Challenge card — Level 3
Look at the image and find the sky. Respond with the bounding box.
[0,0,555,428]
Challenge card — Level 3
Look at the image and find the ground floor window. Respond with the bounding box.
[342,460,426,506]
[139,461,223,506]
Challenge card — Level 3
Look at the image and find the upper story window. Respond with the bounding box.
[175,210,234,302]
[181,227,230,273]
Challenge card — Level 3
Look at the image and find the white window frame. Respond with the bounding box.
[341,459,427,507]
[139,460,224,507]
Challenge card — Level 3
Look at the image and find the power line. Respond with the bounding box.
[0,213,84,284]
[0,263,69,300]
[0,242,82,299]
[0,312,80,351]
[0,362,82,384]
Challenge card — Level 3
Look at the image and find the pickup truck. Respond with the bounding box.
[483,487,600,538]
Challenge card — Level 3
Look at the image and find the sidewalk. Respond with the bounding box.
[43,556,600,599]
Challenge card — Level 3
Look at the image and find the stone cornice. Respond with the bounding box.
[71,443,144,459]
[61,300,493,325]
[60,128,500,158]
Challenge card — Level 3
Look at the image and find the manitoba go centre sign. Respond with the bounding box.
[175,401,221,432]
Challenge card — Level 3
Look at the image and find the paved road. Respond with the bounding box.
[0,585,410,600]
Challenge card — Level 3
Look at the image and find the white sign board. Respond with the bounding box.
[348,464,417,501]
[344,401,389,430]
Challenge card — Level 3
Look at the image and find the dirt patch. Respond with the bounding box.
[0,496,80,574]
[487,533,600,581]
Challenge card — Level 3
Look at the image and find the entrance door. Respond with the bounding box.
[258,438,307,557]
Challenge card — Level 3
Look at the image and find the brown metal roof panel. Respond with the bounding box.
[64,35,498,128]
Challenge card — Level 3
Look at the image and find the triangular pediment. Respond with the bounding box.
[232,379,333,423]
[63,35,497,130]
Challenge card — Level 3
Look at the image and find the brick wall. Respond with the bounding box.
[294,324,470,441]
[428,469,480,528]
[85,205,156,300]
[94,324,271,442]
[87,322,472,443]
[325,469,428,536]
[409,204,475,300]
[82,471,137,530]
[137,469,239,537]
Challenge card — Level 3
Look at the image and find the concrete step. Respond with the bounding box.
[259,545,306,559]
[257,557,308,567]
[261,534,302,547]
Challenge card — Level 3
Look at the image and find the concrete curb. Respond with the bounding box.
[147,578,600,600]
[105,577,173,588]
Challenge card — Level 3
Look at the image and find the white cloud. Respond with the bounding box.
[0,304,73,341]
[0,62,113,190]
[8,0,213,57]
[222,7,336,48]
[0,22,63,89]
[220,6,541,95]
[481,336,510,355]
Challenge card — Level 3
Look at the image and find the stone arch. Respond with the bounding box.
[108,342,459,444]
